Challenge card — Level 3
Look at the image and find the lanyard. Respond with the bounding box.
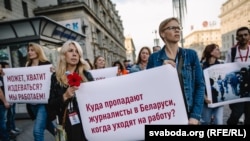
[238,46,249,62]
[67,99,74,112]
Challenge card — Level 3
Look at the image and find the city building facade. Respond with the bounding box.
[0,0,129,117]
[0,0,127,68]
[184,0,250,60]
[34,0,127,67]
[184,27,221,59]
[124,35,136,64]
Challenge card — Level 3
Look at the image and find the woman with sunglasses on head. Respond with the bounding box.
[147,17,205,125]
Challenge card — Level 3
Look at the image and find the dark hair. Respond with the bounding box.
[85,58,94,70]
[240,67,247,73]
[123,59,130,63]
[200,43,219,63]
[209,78,214,86]
[153,46,161,49]
[113,60,125,71]
[236,26,250,37]
[0,62,9,68]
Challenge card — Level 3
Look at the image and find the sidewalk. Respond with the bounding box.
[14,120,54,141]
[13,105,232,141]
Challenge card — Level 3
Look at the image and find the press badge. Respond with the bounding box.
[68,112,80,125]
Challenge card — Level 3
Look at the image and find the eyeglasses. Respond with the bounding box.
[163,26,183,31]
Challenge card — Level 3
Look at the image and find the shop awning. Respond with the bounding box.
[0,16,86,45]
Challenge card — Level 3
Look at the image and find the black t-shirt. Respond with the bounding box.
[0,76,5,105]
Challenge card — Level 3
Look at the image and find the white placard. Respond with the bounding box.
[3,65,52,103]
[76,65,188,141]
[89,66,118,81]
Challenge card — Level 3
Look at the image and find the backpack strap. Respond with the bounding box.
[231,47,237,62]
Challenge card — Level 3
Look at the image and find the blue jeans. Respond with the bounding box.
[0,105,10,141]
[7,103,16,131]
[201,105,224,125]
[30,104,55,141]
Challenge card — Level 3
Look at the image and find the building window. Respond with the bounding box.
[4,0,12,10]
[93,0,98,14]
[22,1,28,17]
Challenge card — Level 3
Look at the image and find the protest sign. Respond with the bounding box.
[89,66,118,81]
[76,65,188,141]
[3,65,52,103]
[203,62,250,108]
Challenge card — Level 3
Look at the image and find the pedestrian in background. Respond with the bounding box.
[93,55,105,69]
[130,46,151,73]
[152,46,161,53]
[0,62,22,139]
[48,40,94,141]
[123,59,132,73]
[112,60,128,76]
[0,63,11,141]
[147,17,205,125]
[225,26,250,125]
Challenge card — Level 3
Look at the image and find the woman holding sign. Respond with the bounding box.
[48,40,94,141]
[200,43,224,125]
[25,42,55,141]
[147,17,205,125]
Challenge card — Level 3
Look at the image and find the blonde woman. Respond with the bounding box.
[147,17,205,125]
[48,40,94,141]
[25,42,55,141]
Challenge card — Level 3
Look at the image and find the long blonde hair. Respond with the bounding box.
[55,40,90,86]
[25,42,48,66]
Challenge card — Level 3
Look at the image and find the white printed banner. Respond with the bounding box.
[89,66,118,81]
[3,65,52,103]
[203,62,250,108]
[76,65,188,141]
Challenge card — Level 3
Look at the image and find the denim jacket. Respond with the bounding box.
[147,46,205,120]
[130,64,143,73]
